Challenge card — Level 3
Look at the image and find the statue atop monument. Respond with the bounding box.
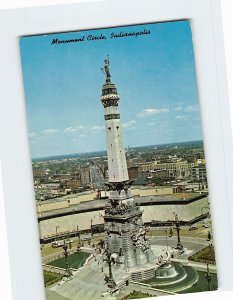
[101,56,111,82]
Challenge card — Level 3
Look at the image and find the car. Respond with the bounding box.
[82,236,91,241]
[189,226,198,231]
[203,223,211,228]
[51,239,73,248]
[51,241,64,248]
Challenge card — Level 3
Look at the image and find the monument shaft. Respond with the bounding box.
[101,58,154,269]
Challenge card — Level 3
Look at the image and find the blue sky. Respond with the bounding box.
[20,20,202,158]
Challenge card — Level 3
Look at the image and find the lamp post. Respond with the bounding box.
[91,219,93,236]
[63,242,73,279]
[182,183,185,200]
[173,213,184,252]
[55,226,60,241]
[205,263,212,291]
[165,228,168,251]
[77,225,81,250]
[77,225,80,240]
[169,226,173,237]
[104,247,116,290]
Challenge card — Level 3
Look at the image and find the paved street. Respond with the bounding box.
[149,235,209,259]
[41,231,210,260]
[46,289,70,300]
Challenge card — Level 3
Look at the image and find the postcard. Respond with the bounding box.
[19,20,218,299]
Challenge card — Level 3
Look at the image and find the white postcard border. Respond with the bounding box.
[0,0,233,299]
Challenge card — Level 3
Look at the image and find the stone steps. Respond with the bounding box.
[53,277,107,300]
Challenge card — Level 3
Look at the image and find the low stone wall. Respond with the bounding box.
[129,282,175,296]
[43,264,66,275]
[39,195,208,240]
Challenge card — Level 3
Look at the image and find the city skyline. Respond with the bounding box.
[20,20,202,158]
[32,139,203,161]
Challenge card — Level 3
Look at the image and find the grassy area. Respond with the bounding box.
[48,251,91,269]
[180,270,218,293]
[189,245,216,264]
[43,271,63,287]
[122,290,154,299]
[41,245,64,257]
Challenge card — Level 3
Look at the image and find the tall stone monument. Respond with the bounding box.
[101,57,154,269]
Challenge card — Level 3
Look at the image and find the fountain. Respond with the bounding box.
[142,250,199,293]
[156,251,178,278]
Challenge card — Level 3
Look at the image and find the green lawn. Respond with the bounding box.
[189,245,216,264]
[48,251,91,269]
[123,290,154,299]
[180,270,218,293]
[43,271,63,287]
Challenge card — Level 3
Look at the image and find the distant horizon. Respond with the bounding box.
[32,139,203,161]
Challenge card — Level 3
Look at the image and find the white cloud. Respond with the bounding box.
[122,120,136,128]
[146,122,155,126]
[174,104,199,113]
[184,105,199,112]
[63,127,77,133]
[138,108,169,117]
[91,125,104,131]
[174,106,183,111]
[42,129,59,134]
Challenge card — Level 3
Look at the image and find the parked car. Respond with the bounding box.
[82,236,91,241]
[51,241,64,248]
[51,239,73,248]
[189,226,198,231]
[203,223,211,228]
